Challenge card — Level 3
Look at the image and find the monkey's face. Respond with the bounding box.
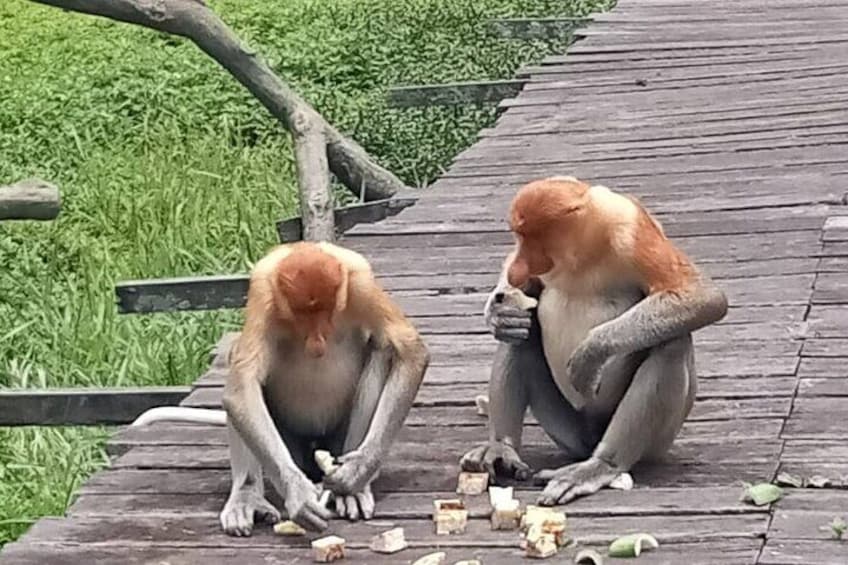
[507,177,590,287]
[275,246,346,358]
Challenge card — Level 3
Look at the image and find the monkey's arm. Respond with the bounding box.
[323,278,429,495]
[222,286,332,530]
[570,268,727,397]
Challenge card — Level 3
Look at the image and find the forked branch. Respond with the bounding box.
[30,0,410,238]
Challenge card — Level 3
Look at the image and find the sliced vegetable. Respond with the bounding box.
[741,482,783,506]
[575,548,605,564]
[608,533,659,557]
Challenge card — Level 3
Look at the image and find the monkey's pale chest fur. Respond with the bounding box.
[537,283,642,411]
[264,326,370,437]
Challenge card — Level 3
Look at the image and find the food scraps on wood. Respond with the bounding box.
[741,482,784,506]
[273,520,306,536]
[453,560,482,565]
[491,498,522,530]
[369,527,408,554]
[806,474,832,488]
[820,516,847,540]
[312,535,345,562]
[522,523,559,558]
[574,548,605,564]
[412,551,447,565]
[775,472,804,488]
[433,498,468,535]
[474,394,489,417]
[456,471,489,495]
[608,533,659,557]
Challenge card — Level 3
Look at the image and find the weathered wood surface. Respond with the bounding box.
[6,0,848,563]
[0,178,61,221]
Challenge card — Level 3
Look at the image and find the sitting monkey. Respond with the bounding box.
[134,241,429,535]
[460,177,728,505]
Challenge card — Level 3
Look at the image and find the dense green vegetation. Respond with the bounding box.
[0,0,609,545]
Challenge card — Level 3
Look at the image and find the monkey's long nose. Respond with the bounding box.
[507,258,530,288]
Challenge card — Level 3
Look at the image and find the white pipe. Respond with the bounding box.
[131,406,227,426]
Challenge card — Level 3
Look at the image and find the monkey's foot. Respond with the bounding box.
[326,482,376,521]
[460,441,531,481]
[533,457,619,505]
[220,489,281,537]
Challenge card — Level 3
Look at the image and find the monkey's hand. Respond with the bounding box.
[485,299,533,344]
[566,333,610,400]
[323,448,379,497]
[282,471,333,531]
[460,441,531,481]
[533,457,620,505]
[325,481,376,521]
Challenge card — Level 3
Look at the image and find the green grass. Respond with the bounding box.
[0,0,611,546]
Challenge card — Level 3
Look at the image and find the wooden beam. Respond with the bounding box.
[386,80,526,108]
[487,17,592,40]
[0,387,190,426]
[276,194,418,241]
[0,178,61,221]
[116,274,249,314]
[116,195,419,314]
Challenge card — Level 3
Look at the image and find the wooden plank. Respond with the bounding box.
[0,387,190,426]
[386,80,526,108]
[812,273,848,304]
[806,305,848,337]
[108,417,785,456]
[0,541,763,565]
[9,513,768,548]
[760,539,848,565]
[797,357,848,378]
[67,486,762,519]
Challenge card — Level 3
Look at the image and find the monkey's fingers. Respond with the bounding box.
[334,495,347,518]
[537,478,575,506]
[494,328,530,343]
[532,468,559,483]
[356,488,376,519]
[296,502,332,532]
[344,495,360,520]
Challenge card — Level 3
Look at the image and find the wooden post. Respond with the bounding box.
[0,179,61,221]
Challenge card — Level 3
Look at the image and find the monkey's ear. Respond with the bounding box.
[334,263,350,314]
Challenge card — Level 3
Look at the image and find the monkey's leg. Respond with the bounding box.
[536,335,695,505]
[220,422,288,536]
[460,335,543,481]
[326,346,392,521]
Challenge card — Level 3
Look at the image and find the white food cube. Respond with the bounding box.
[488,485,514,507]
[369,527,408,554]
[456,471,489,495]
[491,498,521,530]
[312,535,345,562]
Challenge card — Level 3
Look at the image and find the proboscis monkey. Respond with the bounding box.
[133,241,429,536]
[460,177,728,505]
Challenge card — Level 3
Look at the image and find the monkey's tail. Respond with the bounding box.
[131,407,227,427]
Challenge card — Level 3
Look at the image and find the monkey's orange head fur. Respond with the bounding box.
[507,177,592,287]
[273,243,348,357]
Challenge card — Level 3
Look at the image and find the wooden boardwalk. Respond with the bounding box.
[4,0,848,563]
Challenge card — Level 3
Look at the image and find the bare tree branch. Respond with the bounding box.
[291,110,334,240]
[0,179,61,221]
[30,0,408,222]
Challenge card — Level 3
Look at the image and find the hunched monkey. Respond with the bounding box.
[460,176,728,505]
[133,241,429,536]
